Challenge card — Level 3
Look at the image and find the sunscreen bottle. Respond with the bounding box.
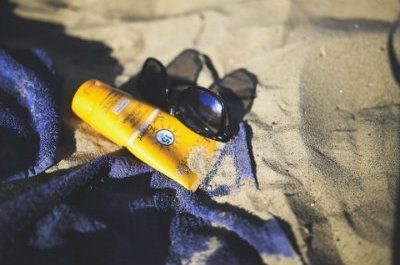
[72,79,216,191]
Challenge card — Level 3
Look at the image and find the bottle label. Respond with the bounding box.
[127,109,160,145]
[112,97,129,114]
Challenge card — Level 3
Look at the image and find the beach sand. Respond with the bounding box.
[4,0,400,264]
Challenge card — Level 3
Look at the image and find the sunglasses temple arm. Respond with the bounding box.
[201,54,219,82]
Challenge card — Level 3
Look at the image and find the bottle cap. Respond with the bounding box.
[71,79,109,122]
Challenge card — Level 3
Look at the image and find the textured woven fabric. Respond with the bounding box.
[0,49,297,264]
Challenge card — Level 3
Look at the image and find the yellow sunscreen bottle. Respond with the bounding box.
[71,79,216,191]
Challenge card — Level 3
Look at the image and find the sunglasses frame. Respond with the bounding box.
[172,86,233,142]
[137,57,234,142]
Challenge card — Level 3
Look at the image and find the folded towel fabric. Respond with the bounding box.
[0,48,298,264]
[0,48,59,181]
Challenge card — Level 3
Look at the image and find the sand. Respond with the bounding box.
[3,0,400,264]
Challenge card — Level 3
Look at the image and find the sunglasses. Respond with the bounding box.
[137,57,233,142]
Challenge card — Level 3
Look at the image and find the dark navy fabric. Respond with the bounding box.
[0,48,59,181]
[0,49,297,264]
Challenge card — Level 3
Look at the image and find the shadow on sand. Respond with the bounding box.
[0,0,123,161]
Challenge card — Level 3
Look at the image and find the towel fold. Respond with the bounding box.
[0,48,59,181]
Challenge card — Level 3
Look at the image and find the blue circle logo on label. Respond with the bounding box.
[156,129,175,146]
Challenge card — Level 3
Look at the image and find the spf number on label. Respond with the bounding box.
[156,129,175,146]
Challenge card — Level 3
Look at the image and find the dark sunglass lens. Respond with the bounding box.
[178,88,223,135]
[138,58,169,110]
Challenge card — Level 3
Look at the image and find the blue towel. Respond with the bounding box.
[0,48,298,264]
[0,48,59,181]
